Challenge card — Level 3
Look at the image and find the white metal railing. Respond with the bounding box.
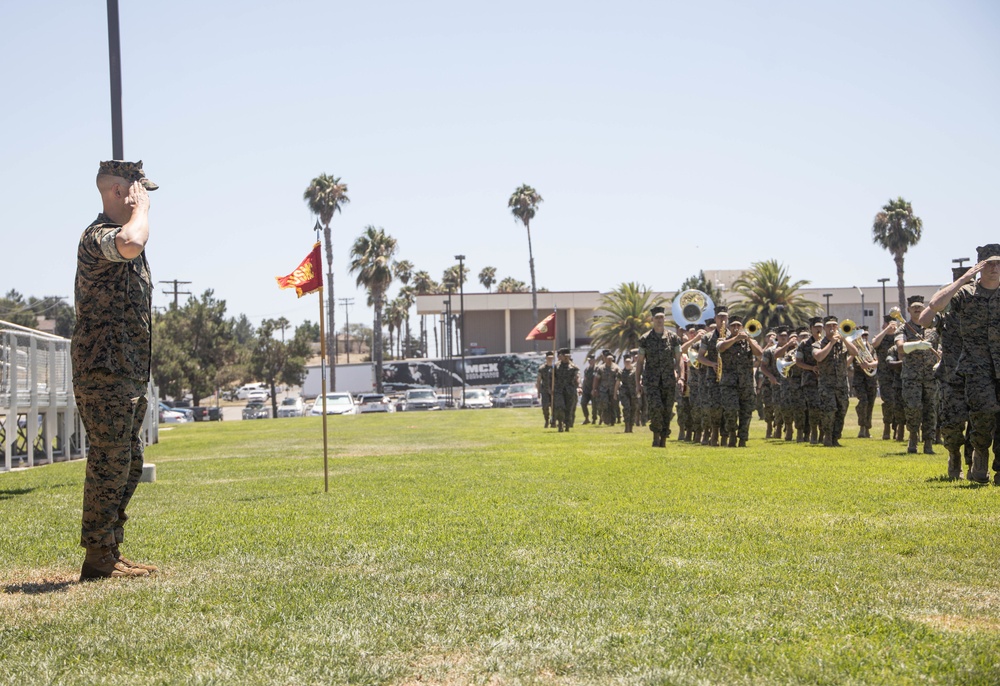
[0,320,158,472]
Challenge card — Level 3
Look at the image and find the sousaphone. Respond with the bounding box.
[671,289,716,326]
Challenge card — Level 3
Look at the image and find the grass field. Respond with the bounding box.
[2,404,999,685]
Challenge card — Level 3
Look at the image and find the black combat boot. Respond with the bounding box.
[907,433,918,454]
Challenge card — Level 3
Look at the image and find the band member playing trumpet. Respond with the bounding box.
[921,245,1000,484]
[872,313,904,441]
[852,327,879,438]
[896,295,940,454]
[697,308,728,446]
[814,315,873,446]
[714,316,764,447]
[797,318,824,443]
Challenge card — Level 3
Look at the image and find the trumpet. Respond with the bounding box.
[745,319,763,338]
[716,322,727,382]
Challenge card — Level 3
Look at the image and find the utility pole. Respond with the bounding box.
[159,280,192,309]
[455,254,466,408]
[106,0,124,159]
[878,278,890,319]
[339,298,354,363]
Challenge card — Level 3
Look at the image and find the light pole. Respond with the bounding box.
[854,286,865,327]
[877,278,890,319]
[339,298,354,363]
[953,257,971,274]
[823,293,833,316]
[455,255,466,408]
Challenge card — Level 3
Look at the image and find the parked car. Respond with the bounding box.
[309,393,357,416]
[490,384,511,408]
[437,393,456,409]
[242,401,270,420]
[277,397,305,418]
[462,388,493,409]
[401,388,440,411]
[357,394,395,413]
[236,383,269,400]
[159,401,192,423]
[246,389,268,403]
[506,383,540,408]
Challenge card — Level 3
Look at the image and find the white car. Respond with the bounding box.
[357,394,395,413]
[246,389,268,403]
[309,393,357,416]
[236,383,269,400]
[462,388,493,409]
[277,396,305,418]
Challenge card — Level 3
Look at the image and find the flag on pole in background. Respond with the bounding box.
[276,243,323,297]
[525,311,557,341]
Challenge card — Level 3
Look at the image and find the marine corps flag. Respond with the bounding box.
[526,311,556,341]
[276,243,323,297]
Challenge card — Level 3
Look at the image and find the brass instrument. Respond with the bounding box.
[745,319,763,338]
[839,319,862,342]
[777,356,796,378]
[671,289,716,326]
[888,306,905,325]
[716,322,727,382]
[902,340,933,354]
[687,347,701,369]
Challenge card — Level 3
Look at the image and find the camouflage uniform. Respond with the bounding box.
[536,361,555,428]
[786,343,806,440]
[935,307,969,474]
[816,337,849,444]
[72,213,152,550]
[796,338,821,442]
[896,323,939,445]
[676,355,692,438]
[552,357,580,430]
[852,339,878,434]
[637,328,681,440]
[701,330,723,442]
[619,365,639,432]
[874,331,903,438]
[688,345,705,441]
[595,360,621,426]
[759,345,778,433]
[718,338,756,443]
[950,282,1000,480]
[580,360,596,424]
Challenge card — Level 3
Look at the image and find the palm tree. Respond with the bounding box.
[588,283,667,358]
[441,264,469,293]
[729,260,821,328]
[496,277,528,293]
[479,266,497,293]
[348,226,397,393]
[872,197,923,312]
[508,184,543,330]
[303,173,349,388]
[397,286,416,357]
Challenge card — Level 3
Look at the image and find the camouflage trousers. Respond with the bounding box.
[700,379,722,432]
[553,387,577,427]
[902,377,937,440]
[776,383,795,429]
[597,390,617,425]
[818,382,849,441]
[676,394,692,433]
[580,389,593,422]
[644,378,676,436]
[854,372,878,430]
[621,392,639,428]
[788,384,807,433]
[540,392,552,424]
[720,382,755,440]
[800,385,820,433]
[938,378,968,455]
[74,370,148,549]
[878,374,903,428]
[760,383,775,424]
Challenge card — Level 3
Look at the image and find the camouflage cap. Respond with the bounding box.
[98,160,158,191]
[823,315,838,324]
[977,244,1000,262]
[544,351,554,358]
[558,347,570,356]
[907,295,925,306]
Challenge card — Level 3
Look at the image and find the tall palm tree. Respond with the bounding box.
[348,226,397,393]
[496,277,528,293]
[729,259,821,328]
[872,197,923,312]
[508,184,543,329]
[397,286,416,357]
[479,266,497,293]
[588,282,667,358]
[441,264,469,292]
[303,173,349,388]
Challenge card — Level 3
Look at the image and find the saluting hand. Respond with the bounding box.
[125,181,149,214]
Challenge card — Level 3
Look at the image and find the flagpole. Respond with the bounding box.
[318,287,329,493]
[549,308,556,407]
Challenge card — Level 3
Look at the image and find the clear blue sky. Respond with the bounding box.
[1,1,997,332]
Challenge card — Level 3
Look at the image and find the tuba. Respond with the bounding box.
[745,319,763,338]
[672,289,716,326]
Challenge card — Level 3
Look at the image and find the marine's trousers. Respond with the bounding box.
[645,379,676,437]
[902,377,937,440]
[75,370,148,549]
[818,383,849,441]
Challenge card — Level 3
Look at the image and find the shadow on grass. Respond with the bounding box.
[0,487,37,501]
[4,578,76,595]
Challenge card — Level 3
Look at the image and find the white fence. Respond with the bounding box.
[0,320,158,472]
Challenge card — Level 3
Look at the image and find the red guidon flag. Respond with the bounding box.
[526,311,556,341]
[276,243,323,297]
